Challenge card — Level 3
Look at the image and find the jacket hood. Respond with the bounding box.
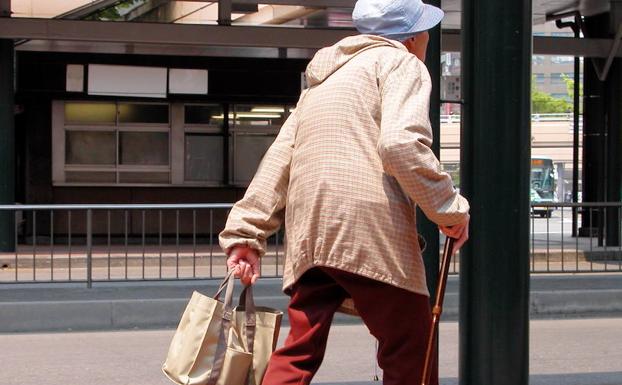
[305,34,406,87]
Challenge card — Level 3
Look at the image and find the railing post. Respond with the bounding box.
[86,209,93,288]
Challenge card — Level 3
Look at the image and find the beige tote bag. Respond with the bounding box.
[162,272,283,385]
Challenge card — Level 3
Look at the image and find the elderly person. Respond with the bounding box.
[219,0,470,384]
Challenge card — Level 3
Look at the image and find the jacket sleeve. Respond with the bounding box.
[377,55,469,227]
[218,100,301,257]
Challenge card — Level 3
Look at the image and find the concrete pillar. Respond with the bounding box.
[605,59,622,246]
[581,14,608,239]
[459,0,531,383]
[605,3,622,246]
[0,38,15,252]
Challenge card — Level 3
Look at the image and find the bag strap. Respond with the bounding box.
[239,286,257,353]
[207,272,236,385]
[214,270,235,300]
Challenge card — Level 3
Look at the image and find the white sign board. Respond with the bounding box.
[88,64,167,98]
[169,69,208,95]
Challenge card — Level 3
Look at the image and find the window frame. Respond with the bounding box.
[53,100,173,187]
[180,103,227,186]
[228,104,292,186]
[52,100,296,188]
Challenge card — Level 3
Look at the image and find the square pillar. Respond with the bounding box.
[0,38,15,252]
[459,0,531,384]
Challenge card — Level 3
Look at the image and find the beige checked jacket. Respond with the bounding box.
[220,35,469,297]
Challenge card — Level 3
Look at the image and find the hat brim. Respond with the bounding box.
[380,4,444,41]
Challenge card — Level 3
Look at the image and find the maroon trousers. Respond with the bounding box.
[261,267,438,385]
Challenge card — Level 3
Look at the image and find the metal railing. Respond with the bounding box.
[439,113,582,124]
[1,202,620,286]
[0,204,282,287]
[528,202,622,274]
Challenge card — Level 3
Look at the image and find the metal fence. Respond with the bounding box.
[439,113,582,124]
[0,204,283,287]
[1,202,620,286]
[528,202,622,273]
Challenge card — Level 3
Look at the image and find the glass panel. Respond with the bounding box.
[440,103,461,189]
[441,52,461,101]
[442,163,460,188]
[65,102,116,124]
[85,1,219,24]
[184,105,224,126]
[84,0,151,21]
[119,132,169,165]
[531,55,579,114]
[118,103,169,124]
[66,171,116,183]
[231,105,286,127]
[233,134,277,184]
[304,8,353,28]
[119,172,170,183]
[66,131,116,165]
[12,1,96,18]
[184,134,224,182]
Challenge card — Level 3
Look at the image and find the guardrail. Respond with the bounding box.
[439,113,582,124]
[1,202,620,286]
[0,204,283,287]
[529,202,621,274]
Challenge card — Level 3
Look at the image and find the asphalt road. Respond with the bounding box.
[2,318,621,385]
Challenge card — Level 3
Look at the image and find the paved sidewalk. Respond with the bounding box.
[1,318,621,385]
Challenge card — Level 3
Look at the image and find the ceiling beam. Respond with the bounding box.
[533,35,615,57]
[0,17,354,49]
[1,17,621,57]
[55,0,119,20]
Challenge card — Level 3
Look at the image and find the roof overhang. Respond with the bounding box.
[1,17,620,58]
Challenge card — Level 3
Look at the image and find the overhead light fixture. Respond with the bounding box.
[211,113,235,119]
[251,107,285,113]
[236,113,282,118]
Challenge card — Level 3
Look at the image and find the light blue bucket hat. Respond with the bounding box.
[352,0,444,41]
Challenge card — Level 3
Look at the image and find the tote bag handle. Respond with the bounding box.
[206,271,257,385]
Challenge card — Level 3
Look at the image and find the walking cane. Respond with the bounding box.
[420,236,455,385]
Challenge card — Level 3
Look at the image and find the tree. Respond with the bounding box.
[561,73,584,113]
[532,76,572,113]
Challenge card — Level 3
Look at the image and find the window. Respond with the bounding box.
[552,93,570,101]
[550,73,565,84]
[229,104,290,185]
[53,101,296,187]
[54,101,171,185]
[183,104,225,184]
[441,163,461,188]
[534,73,545,84]
[532,55,546,65]
[551,56,574,64]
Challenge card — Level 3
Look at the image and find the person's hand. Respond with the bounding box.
[227,246,260,286]
[439,214,470,255]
